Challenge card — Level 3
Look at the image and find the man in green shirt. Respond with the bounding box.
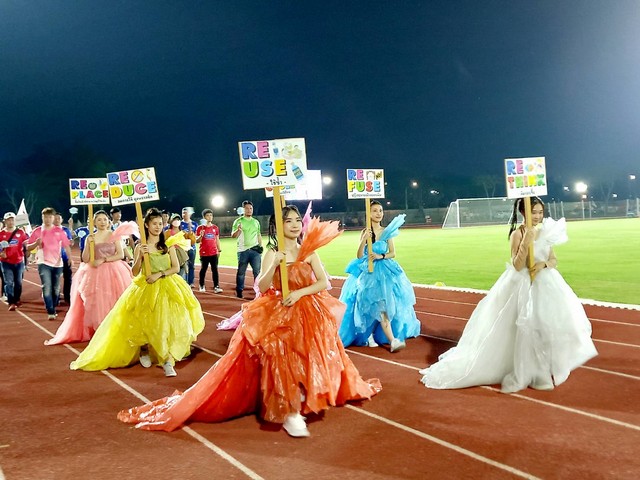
[231,201,263,298]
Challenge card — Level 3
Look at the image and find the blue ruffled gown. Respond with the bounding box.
[339,214,421,347]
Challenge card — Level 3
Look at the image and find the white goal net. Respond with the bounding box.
[442,197,514,228]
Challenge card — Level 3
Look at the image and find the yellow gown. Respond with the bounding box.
[70,252,205,371]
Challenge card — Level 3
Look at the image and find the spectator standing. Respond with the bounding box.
[196,208,222,293]
[0,212,29,311]
[180,207,198,288]
[25,207,72,319]
[231,200,263,299]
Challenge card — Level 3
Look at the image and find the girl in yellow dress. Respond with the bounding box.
[70,208,205,377]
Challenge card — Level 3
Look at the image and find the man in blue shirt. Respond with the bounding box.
[180,207,198,288]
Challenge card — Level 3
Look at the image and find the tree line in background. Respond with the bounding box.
[1,140,636,222]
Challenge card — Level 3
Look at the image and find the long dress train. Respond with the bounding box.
[118,218,381,431]
[420,217,598,392]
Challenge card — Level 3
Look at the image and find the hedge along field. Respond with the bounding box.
[217,217,639,306]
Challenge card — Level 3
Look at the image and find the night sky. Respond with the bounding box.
[1,1,639,209]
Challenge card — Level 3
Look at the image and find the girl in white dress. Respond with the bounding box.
[420,197,597,393]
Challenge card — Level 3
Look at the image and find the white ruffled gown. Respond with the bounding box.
[420,218,598,393]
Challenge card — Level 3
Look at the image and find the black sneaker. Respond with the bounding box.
[236,291,243,299]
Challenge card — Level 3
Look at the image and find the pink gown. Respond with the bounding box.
[45,242,132,345]
[118,218,380,431]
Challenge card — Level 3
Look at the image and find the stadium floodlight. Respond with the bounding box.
[575,182,588,194]
[211,194,225,209]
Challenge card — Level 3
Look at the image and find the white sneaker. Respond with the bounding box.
[0,295,7,303]
[366,334,379,347]
[199,286,206,292]
[140,353,152,368]
[47,314,58,321]
[214,286,223,293]
[390,338,406,353]
[163,362,177,377]
[531,381,554,391]
[283,413,310,438]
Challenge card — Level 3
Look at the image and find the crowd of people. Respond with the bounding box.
[1,197,597,438]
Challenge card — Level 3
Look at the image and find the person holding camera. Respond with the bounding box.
[231,200,262,299]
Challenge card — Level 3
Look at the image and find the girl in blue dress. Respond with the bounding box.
[339,201,421,352]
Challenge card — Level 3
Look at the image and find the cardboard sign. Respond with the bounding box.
[69,178,110,205]
[107,167,160,206]
[238,138,308,190]
[265,170,323,200]
[505,157,547,199]
[346,168,385,199]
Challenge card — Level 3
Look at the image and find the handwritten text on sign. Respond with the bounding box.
[107,167,160,206]
[69,178,110,205]
[346,168,385,199]
[504,157,547,199]
[238,138,307,190]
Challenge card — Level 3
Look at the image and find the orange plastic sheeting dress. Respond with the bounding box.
[118,218,381,431]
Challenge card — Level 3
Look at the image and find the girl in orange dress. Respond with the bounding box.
[118,206,380,437]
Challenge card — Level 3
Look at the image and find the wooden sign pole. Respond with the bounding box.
[523,196,535,280]
[88,204,95,262]
[134,202,151,275]
[273,188,289,298]
[365,199,373,272]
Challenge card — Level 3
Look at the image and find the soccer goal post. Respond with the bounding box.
[442,197,513,228]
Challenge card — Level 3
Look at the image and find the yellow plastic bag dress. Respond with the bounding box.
[70,251,205,371]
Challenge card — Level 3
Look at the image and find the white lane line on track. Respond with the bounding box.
[19,274,640,456]
[16,309,263,480]
[419,333,640,379]
[344,405,540,480]
[188,347,540,479]
[580,365,640,381]
[346,343,640,432]
[593,338,640,349]
[481,386,640,432]
[589,318,640,327]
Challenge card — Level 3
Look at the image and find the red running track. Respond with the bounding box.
[1,253,639,479]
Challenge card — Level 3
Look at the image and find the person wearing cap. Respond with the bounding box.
[231,200,263,298]
[25,207,72,319]
[179,207,198,288]
[0,212,30,311]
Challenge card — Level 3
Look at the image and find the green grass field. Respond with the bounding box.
[217,218,639,305]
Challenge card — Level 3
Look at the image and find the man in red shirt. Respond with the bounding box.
[196,208,222,293]
[25,207,72,319]
[0,212,29,311]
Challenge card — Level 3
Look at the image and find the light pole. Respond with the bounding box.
[630,174,637,199]
[404,181,418,210]
[575,182,588,220]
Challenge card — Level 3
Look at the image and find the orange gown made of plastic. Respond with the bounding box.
[118,218,381,431]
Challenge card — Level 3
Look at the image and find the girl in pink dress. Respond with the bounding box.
[45,211,134,345]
